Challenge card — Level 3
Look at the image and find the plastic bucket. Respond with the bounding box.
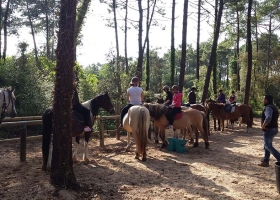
[275,161,280,193]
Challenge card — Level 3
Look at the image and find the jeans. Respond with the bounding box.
[263,128,280,163]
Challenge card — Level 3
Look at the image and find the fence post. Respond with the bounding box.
[100,118,105,147]
[20,125,27,162]
[116,102,120,140]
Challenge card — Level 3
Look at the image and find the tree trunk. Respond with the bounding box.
[145,0,150,91]
[26,2,41,69]
[170,0,176,86]
[201,0,223,102]
[196,0,201,80]
[2,0,10,61]
[136,0,143,80]
[124,0,129,73]
[45,0,50,58]
[179,0,188,93]
[265,15,272,91]
[236,3,240,91]
[0,0,2,59]
[50,0,78,189]
[243,0,253,105]
[212,0,218,95]
[254,2,258,52]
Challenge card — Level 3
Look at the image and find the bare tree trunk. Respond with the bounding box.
[212,0,218,95]
[236,3,240,91]
[201,0,223,102]
[243,0,253,105]
[26,2,40,69]
[124,0,129,73]
[2,0,10,61]
[179,0,188,93]
[136,0,144,80]
[45,0,50,58]
[196,0,201,80]
[0,0,2,59]
[254,2,258,52]
[265,15,272,91]
[50,0,78,188]
[171,0,176,86]
[145,0,150,91]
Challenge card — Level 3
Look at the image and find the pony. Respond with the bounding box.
[143,103,209,149]
[0,87,17,123]
[205,99,253,132]
[123,105,150,161]
[42,92,115,171]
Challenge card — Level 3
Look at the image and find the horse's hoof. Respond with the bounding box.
[135,156,140,160]
[73,158,79,163]
[193,143,198,148]
[155,140,159,144]
[84,159,90,165]
[142,157,147,161]
[125,146,130,152]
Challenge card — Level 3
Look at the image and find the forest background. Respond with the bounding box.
[0,0,280,122]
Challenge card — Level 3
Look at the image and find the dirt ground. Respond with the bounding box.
[1,118,280,200]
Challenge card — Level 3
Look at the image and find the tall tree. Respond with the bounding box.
[2,0,10,61]
[179,0,188,92]
[170,0,176,86]
[196,0,201,80]
[243,0,253,105]
[124,0,129,73]
[50,0,79,188]
[136,0,144,80]
[201,0,224,102]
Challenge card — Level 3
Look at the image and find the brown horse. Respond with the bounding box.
[143,103,209,149]
[42,93,115,171]
[206,100,253,132]
[123,105,150,161]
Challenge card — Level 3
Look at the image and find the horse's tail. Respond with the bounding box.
[42,107,53,171]
[136,107,148,155]
[201,112,209,137]
[249,106,253,128]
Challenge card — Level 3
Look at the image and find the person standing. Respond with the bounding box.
[167,85,182,126]
[188,87,197,105]
[217,89,226,103]
[258,94,280,167]
[118,77,144,129]
[163,85,173,106]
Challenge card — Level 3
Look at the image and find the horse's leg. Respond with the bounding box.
[193,128,199,148]
[126,132,131,151]
[217,118,221,131]
[46,141,53,171]
[72,136,80,163]
[213,117,217,131]
[83,132,91,164]
[154,125,159,144]
[142,150,147,161]
[160,128,167,148]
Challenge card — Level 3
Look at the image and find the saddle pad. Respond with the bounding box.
[174,112,183,120]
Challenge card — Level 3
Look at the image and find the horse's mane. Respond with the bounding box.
[82,94,105,117]
[143,103,166,120]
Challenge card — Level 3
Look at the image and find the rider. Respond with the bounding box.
[228,90,236,104]
[167,85,182,127]
[163,85,173,106]
[217,89,226,104]
[72,86,92,132]
[187,87,197,106]
[118,76,144,129]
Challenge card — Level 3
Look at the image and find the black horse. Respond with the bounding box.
[42,92,115,171]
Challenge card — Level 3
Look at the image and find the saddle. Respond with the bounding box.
[224,103,236,113]
[174,112,183,120]
[72,110,85,123]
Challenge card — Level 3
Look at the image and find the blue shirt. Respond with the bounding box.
[217,93,226,103]
[264,106,273,124]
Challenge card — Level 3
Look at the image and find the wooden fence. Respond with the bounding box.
[0,114,121,162]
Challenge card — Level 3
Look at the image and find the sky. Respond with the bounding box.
[7,0,213,67]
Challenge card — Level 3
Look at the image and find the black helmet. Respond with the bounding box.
[163,85,169,90]
[191,87,197,91]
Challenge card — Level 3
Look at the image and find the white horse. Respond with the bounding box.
[0,87,17,122]
[123,105,150,161]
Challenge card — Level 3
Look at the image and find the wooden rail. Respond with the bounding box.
[0,115,121,162]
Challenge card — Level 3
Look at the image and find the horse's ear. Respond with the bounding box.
[105,91,108,95]
[11,87,15,92]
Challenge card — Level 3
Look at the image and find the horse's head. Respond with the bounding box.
[143,103,165,120]
[97,92,115,115]
[0,87,17,118]
[156,97,164,104]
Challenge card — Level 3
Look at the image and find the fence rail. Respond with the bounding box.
[0,115,121,162]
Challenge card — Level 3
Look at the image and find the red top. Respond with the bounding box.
[172,92,182,107]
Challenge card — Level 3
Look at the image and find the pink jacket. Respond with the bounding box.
[172,92,182,107]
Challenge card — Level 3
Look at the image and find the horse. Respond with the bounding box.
[123,105,150,161]
[143,103,209,149]
[42,92,115,171]
[205,99,253,132]
[0,87,17,123]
